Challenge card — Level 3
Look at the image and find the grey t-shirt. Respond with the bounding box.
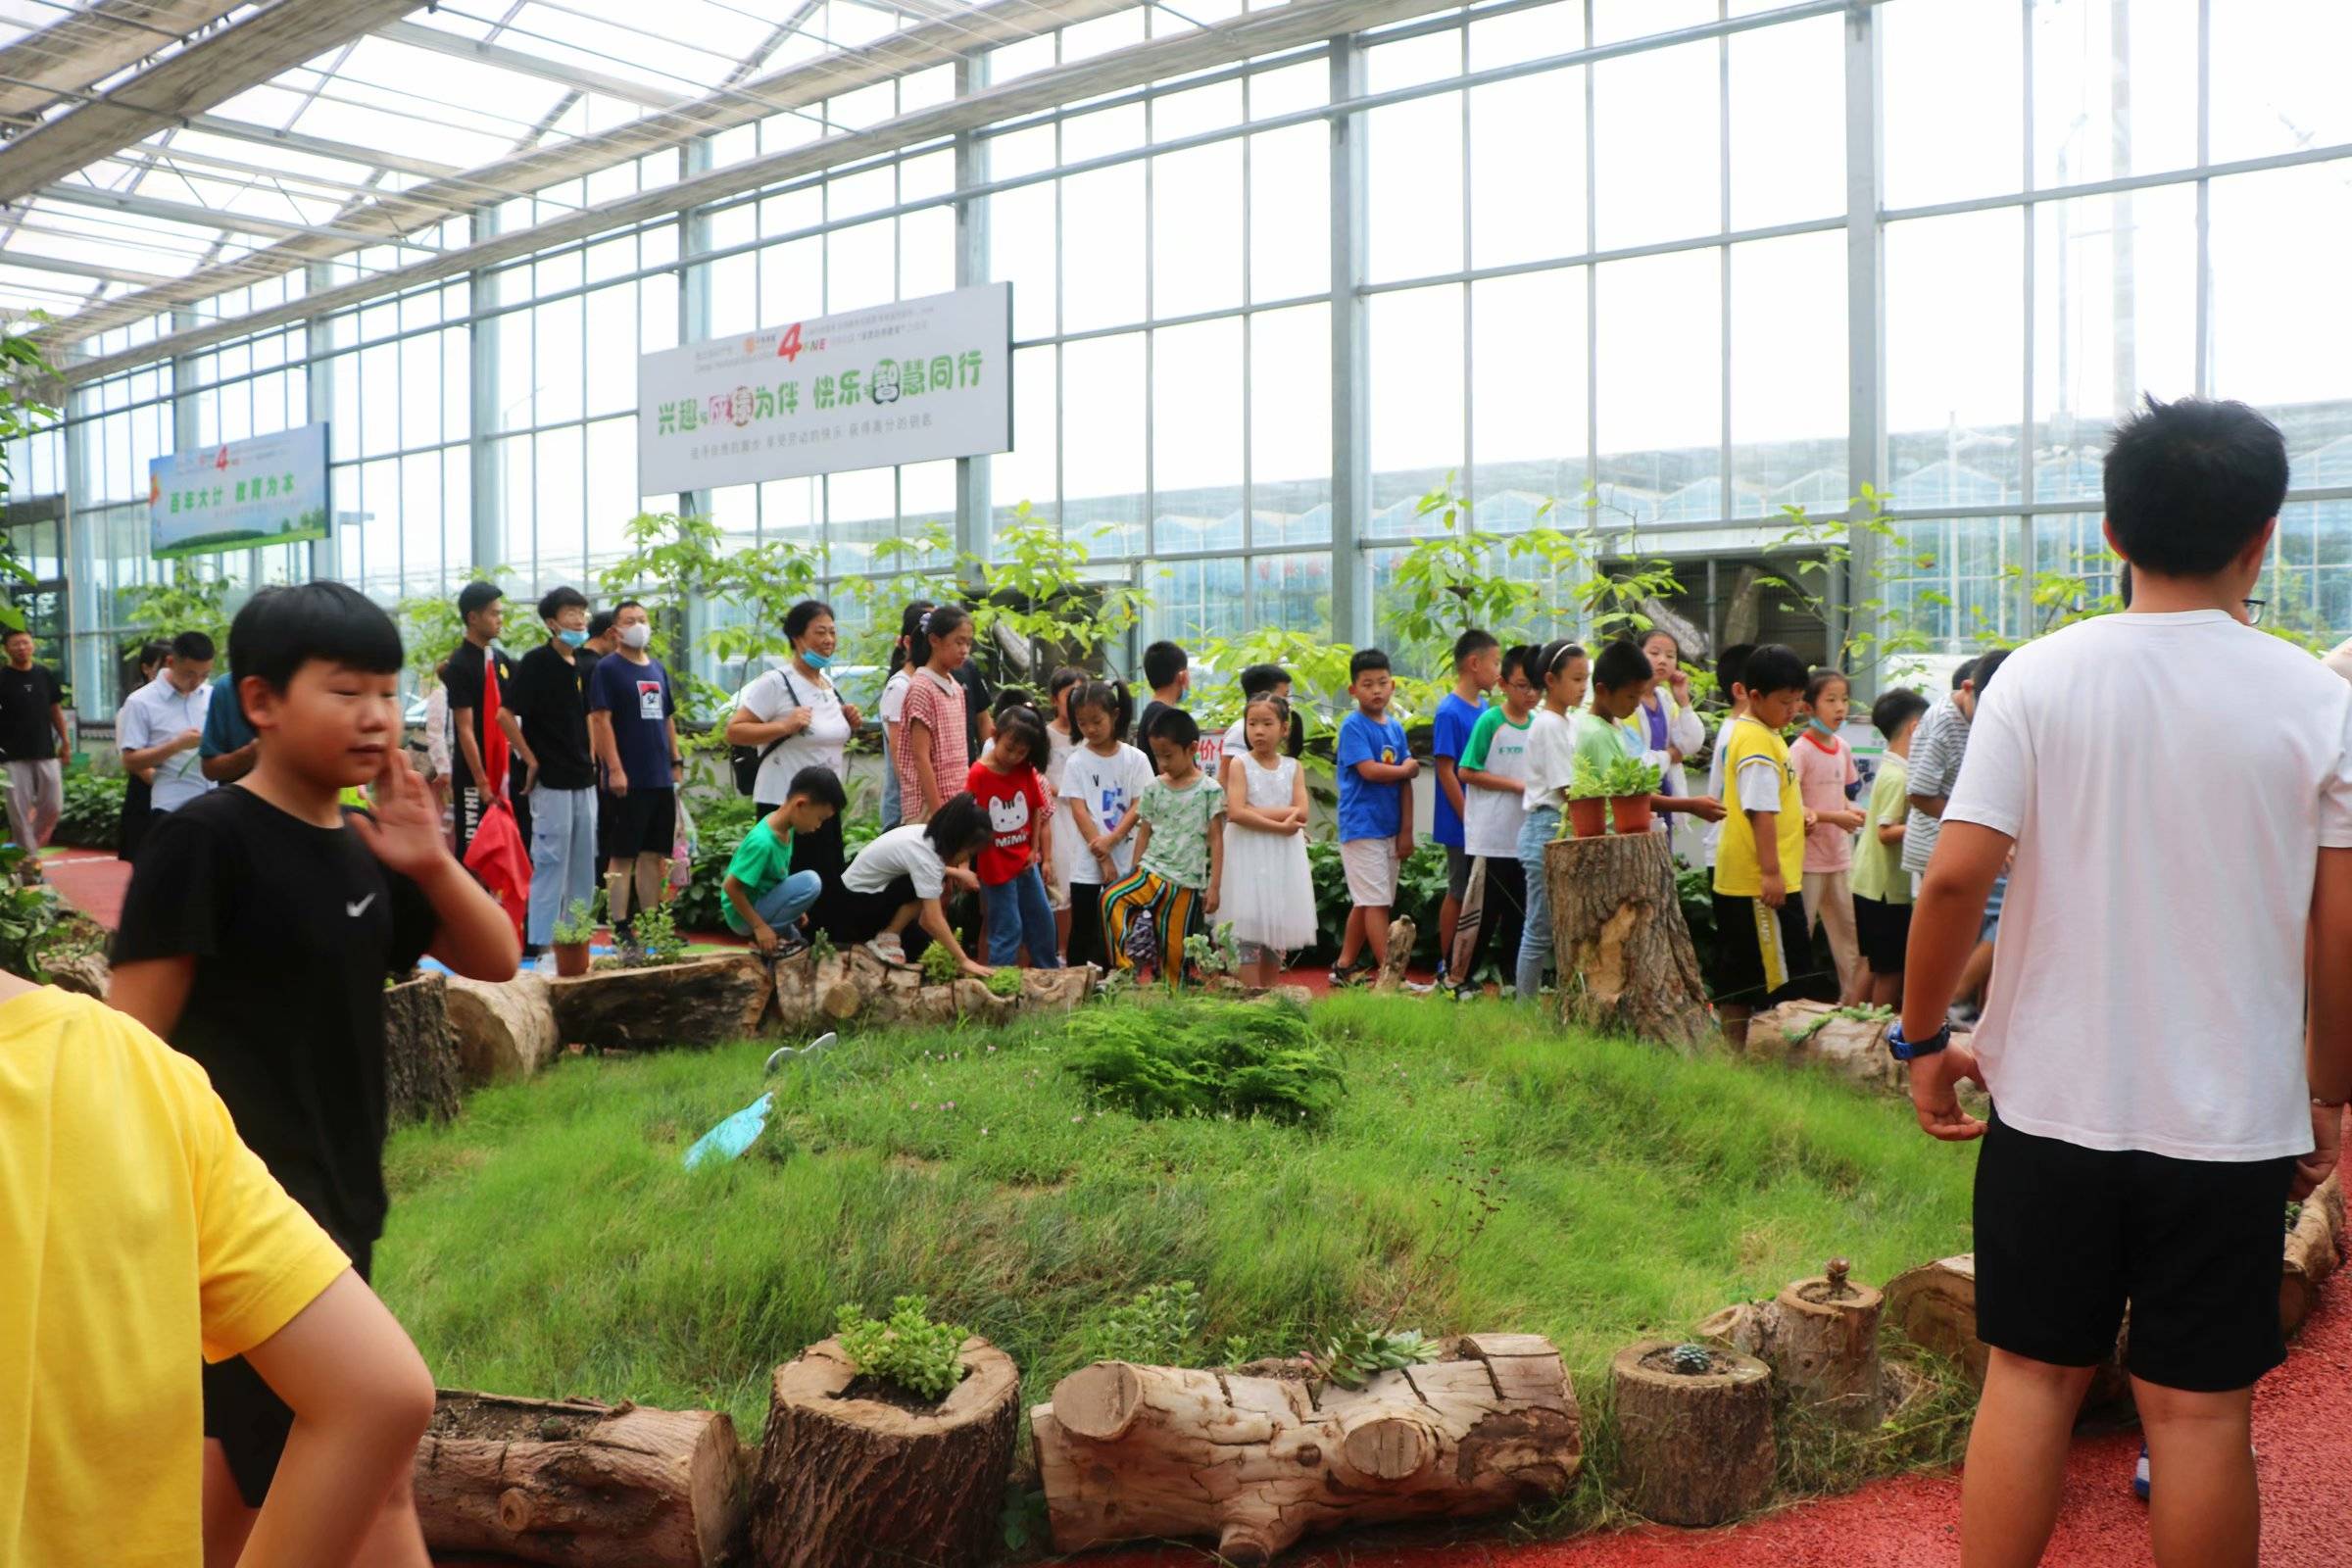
[1899,696,1970,878]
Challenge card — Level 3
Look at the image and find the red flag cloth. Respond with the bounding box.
[463,796,531,941]
[481,646,510,799]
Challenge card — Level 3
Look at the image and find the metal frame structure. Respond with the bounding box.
[14,0,2352,710]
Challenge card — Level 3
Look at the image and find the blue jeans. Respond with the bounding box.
[982,863,1061,967]
[880,730,903,832]
[1515,805,1561,1000]
[526,784,599,947]
[742,868,824,938]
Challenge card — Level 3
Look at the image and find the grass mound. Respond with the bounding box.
[1061,997,1343,1123]
[376,994,1979,1532]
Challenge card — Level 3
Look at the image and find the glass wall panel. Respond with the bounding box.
[1368,284,1464,525]
[1886,209,2024,502]
[1595,248,1720,508]
[1471,269,1587,528]
[1731,230,1846,515]
[1883,0,2025,209]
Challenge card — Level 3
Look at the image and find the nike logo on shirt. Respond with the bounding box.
[347,893,376,918]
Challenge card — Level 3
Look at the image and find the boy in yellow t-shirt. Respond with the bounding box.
[0,974,437,1568]
[1709,644,1814,1045]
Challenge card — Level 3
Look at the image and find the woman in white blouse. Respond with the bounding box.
[728,599,864,930]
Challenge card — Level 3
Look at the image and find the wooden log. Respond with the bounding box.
[1370,916,1417,994]
[44,949,109,1000]
[413,1390,745,1568]
[1774,1260,1882,1429]
[1021,964,1097,1011]
[444,973,557,1086]
[1610,1341,1775,1527]
[549,953,771,1050]
[2281,1172,2346,1337]
[749,1335,1020,1568]
[1541,833,1712,1047]
[1883,1254,1988,1387]
[1032,1333,1582,1565]
[954,976,1020,1025]
[766,951,862,1032]
[383,972,462,1128]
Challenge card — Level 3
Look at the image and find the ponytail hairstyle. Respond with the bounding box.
[907,602,969,671]
[991,702,1051,769]
[1541,639,1588,679]
[991,684,1037,722]
[1070,678,1134,741]
[1047,663,1087,725]
[888,599,938,676]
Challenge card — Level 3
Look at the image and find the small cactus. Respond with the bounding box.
[1666,1343,1713,1376]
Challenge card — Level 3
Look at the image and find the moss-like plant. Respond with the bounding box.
[552,897,599,947]
[835,1295,968,1401]
[919,942,962,985]
[984,966,1024,998]
[1304,1321,1438,1389]
[1565,756,1609,802]
[1597,754,1662,797]
[1062,998,1342,1123]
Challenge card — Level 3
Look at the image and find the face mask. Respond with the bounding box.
[618,622,653,650]
[1809,715,1838,737]
[557,628,588,649]
[801,649,832,671]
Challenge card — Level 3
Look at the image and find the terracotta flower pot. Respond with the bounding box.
[1567,798,1608,839]
[553,940,592,978]
[1609,794,1654,835]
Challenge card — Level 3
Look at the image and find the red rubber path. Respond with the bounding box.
[57,852,2349,1564]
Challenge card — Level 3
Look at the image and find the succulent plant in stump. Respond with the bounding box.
[1666,1343,1713,1376]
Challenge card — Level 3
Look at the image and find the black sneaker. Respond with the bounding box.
[1328,955,1373,989]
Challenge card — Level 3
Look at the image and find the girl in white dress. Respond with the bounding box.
[1220,694,1316,989]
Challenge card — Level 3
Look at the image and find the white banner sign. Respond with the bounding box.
[638,283,1011,494]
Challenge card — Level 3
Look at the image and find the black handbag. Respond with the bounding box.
[729,669,803,797]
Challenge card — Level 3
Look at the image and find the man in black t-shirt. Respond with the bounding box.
[108,581,517,1555]
[0,626,68,858]
[501,585,599,958]
[443,580,513,861]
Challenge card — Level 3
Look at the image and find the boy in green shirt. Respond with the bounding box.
[1849,686,1927,1007]
[723,765,847,956]
[1573,642,1721,828]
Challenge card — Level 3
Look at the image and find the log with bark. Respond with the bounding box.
[383,971,462,1128]
[549,953,771,1050]
[1370,916,1418,993]
[1773,1260,1882,1429]
[2280,1172,2346,1337]
[1543,833,1712,1047]
[1031,1333,1582,1565]
[1878,1252,2131,1409]
[1610,1341,1774,1527]
[44,949,109,999]
[444,972,557,1085]
[748,1335,1020,1568]
[413,1390,746,1568]
[767,951,865,1031]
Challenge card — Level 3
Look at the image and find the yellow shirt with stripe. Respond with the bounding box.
[1711,716,1807,898]
[0,987,351,1568]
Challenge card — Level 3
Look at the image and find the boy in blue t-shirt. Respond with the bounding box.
[1430,628,1496,985]
[1332,648,1418,985]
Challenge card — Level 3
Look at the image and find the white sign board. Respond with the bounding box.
[148,422,329,560]
[638,283,1011,495]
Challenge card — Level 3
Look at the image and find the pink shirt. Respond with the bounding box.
[1791,729,1860,872]
[896,667,970,822]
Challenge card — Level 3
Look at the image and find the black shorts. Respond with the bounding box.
[1708,891,1813,1006]
[829,874,921,949]
[206,1237,371,1508]
[1974,1111,2296,1392]
[598,785,676,860]
[1852,894,1912,975]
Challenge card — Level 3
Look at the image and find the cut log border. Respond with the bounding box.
[1542,833,1713,1049]
[1610,1341,1775,1528]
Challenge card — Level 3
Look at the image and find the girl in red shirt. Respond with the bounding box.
[965,702,1060,968]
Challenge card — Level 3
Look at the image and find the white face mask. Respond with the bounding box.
[618,622,653,650]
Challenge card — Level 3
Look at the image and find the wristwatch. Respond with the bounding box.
[1886,1019,1951,1062]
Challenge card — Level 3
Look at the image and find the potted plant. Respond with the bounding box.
[1599,755,1663,835]
[1564,757,1609,839]
[551,897,598,978]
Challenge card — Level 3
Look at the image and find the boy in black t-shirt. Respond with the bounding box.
[443,579,513,862]
[501,585,599,959]
[109,581,520,1565]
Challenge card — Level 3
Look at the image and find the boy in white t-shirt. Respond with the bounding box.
[1898,397,2352,1566]
[1447,643,1539,994]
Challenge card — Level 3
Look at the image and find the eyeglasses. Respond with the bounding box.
[2243,598,2268,626]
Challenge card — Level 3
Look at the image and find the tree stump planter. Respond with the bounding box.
[1610,1341,1774,1527]
[444,972,558,1085]
[749,1336,1019,1568]
[1370,916,1418,993]
[413,1390,746,1568]
[548,953,770,1050]
[2281,1172,2346,1337]
[1542,834,1712,1047]
[384,971,463,1128]
[1883,1253,1989,1387]
[1031,1333,1581,1565]
[1774,1260,1882,1429]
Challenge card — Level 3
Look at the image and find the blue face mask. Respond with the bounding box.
[1809,715,1838,737]
[801,650,832,671]
[557,627,588,648]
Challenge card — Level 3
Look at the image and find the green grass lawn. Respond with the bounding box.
[378,993,1978,1522]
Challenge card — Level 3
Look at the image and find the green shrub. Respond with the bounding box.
[1304,1321,1439,1389]
[920,942,962,985]
[552,898,600,947]
[1081,1280,1205,1367]
[835,1295,968,1401]
[1062,999,1344,1123]
[55,772,124,851]
[984,966,1023,998]
[624,902,685,965]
